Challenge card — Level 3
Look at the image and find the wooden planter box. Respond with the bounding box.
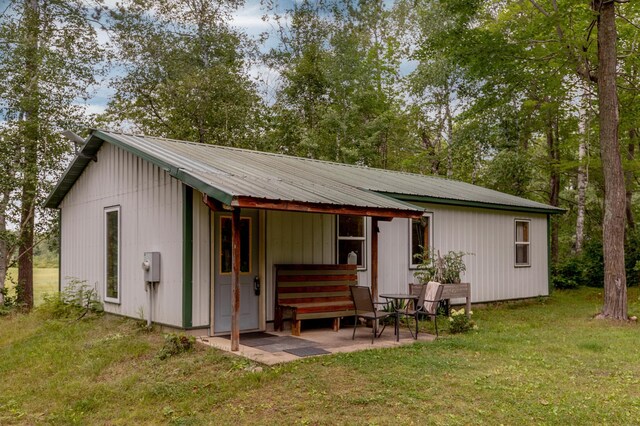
[441,283,471,319]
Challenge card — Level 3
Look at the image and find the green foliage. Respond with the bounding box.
[448,308,477,334]
[37,278,103,320]
[0,287,16,317]
[157,333,195,360]
[552,257,582,290]
[105,0,264,148]
[414,249,470,284]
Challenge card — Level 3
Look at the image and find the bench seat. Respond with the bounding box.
[275,264,357,336]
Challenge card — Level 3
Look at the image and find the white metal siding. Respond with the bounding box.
[192,190,210,327]
[378,204,549,303]
[264,211,335,321]
[60,143,183,326]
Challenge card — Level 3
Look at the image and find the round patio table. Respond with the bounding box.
[379,294,419,342]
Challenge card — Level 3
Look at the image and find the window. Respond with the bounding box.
[337,215,366,269]
[410,214,433,268]
[515,220,530,267]
[220,216,251,273]
[104,206,120,303]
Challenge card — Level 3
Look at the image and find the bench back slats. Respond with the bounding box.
[275,264,357,317]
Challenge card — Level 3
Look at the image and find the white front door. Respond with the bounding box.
[213,210,260,334]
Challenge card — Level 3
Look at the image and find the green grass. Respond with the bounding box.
[4,268,59,306]
[1,287,640,425]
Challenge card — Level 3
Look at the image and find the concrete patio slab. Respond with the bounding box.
[197,324,436,365]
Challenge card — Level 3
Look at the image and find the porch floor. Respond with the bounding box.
[197,323,436,365]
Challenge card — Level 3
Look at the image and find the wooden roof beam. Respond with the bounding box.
[232,196,424,219]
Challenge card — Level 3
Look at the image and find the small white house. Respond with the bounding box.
[45,130,563,335]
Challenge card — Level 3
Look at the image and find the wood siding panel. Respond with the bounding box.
[60,143,183,327]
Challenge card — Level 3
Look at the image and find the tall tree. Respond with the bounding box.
[0,0,104,309]
[106,0,263,148]
[594,0,627,319]
[267,0,410,168]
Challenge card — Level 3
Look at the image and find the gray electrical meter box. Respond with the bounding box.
[142,252,161,283]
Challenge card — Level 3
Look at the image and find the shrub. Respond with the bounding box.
[448,308,477,334]
[157,333,195,360]
[38,278,103,320]
[552,257,582,289]
[0,287,17,316]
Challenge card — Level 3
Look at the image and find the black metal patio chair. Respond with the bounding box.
[400,281,445,338]
[350,286,394,344]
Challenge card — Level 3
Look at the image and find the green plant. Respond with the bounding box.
[414,249,471,284]
[37,278,103,320]
[0,287,17,316]
[552,257,582,289]
[448,308,477,334]
[157,333,195,360]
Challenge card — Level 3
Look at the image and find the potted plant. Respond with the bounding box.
[414,249,469,284]
[413,249,472,316]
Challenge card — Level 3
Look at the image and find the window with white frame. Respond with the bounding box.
[104,206,121,303]
[337,215,366,269]
[515,219,530,267]
[409,213,433,268]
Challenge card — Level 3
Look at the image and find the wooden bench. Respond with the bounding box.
[274,264,357,336]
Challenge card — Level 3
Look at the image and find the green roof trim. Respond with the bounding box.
[385,193,565,215]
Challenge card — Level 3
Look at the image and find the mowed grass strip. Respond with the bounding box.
[0,287,639,425]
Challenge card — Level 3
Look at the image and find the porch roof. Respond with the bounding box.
[45,129,564,215]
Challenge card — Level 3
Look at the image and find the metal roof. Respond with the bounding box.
[44,130,564,215]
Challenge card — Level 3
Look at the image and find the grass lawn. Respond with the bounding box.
[4,268,59,306]
[1,287,639,425]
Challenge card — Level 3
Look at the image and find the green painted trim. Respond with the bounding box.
[547,214,552,295]
[182,185,193,328]
[383,192,565,215]
[58,209,62,292]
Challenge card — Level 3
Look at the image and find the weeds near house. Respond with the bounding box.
[157,333,195,360]
[38,278,103,320]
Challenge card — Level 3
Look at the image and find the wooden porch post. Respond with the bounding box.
[231,207,241,351]
[371,217,379,301]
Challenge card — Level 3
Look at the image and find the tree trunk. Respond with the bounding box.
[625,129,637,231]
[594,0,627,320]
[547,115,560,264]
[575,87,591,253]
[16,0,40,311]
[0,205,7,306]
[444,80,454,178]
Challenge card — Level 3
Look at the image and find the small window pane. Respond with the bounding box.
[516,221,529,242]
[221,217,251,273]
[338,215,364,237]
[516,244,529,265]
[106,210,119,299]
[338,240,365,267]
[411,216,430,264]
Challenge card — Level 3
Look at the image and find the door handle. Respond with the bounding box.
[253,276,260,296]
